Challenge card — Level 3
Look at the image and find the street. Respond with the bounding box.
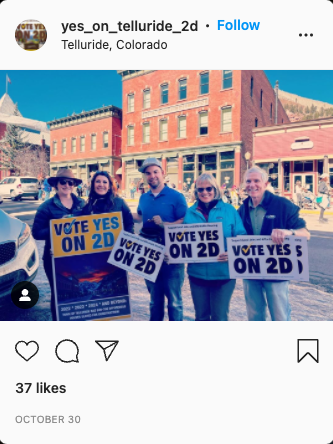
[1,197,332,321]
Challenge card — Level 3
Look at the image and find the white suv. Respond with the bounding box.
[0,209,39,298]
[0,176,39,201]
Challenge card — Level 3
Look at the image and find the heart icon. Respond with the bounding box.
[15,341,39,361]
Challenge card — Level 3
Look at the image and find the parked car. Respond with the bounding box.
[0,176,39,201]
[0,209,39,298]
[0,194,3,205]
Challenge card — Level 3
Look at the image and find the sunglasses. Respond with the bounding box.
[59,179,75,186]
[197,187,214,193]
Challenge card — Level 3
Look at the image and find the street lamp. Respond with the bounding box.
[244,152,251,170]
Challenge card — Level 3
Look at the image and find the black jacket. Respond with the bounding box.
[238,191,306,235]
[81,196,134,234]
[32,193,85,260]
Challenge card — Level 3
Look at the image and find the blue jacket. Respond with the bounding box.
[183,199,247,280]
[238,191,306,235]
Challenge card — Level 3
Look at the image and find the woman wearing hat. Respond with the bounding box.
[318,173,331,223]
[32,168,85,320]
[81,171,134,233]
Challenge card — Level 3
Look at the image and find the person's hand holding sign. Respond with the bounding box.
[271,228,290,245]
[151,215,163,227]
[217,252,228,262]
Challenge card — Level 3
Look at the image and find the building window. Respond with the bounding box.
[260,90,263,108]
[221,107,232,132]
[284,161,290,192]
[270,103,273,120]
[255,118,258,127]
[127,126,134,146]
[80,136,85,152]
[220,151,235,170]
[53,141,57,155]
[250,77,254,97]
[103,132,108,148]
[62,139,66,155]
[200,72,209,95]
[179,78,187,100]
[91,134,96,151]
[161,84,168,104]
[294,161,314,173]
[71,138,76,153]
[128,94,134,112]
[142,122,150,144]
[199,111,208,135]
[178,115,186,138]
[143,89,151,109]
[222,70,233,89]
[159,119,168,141]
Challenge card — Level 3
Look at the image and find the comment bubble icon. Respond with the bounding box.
[55,339,79,363]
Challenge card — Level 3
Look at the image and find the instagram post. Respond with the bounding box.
[0,0,333,443]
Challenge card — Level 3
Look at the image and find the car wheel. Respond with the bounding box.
[34,194,38,200]
[10,191,17,201]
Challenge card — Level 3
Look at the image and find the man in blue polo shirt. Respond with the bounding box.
[133,157,187,321]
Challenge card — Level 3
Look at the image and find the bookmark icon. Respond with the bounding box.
[95,341,119,362]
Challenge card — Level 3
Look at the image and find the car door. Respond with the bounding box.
[0,178,10,197]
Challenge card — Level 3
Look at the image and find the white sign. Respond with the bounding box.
[164,223,224,264]
[227,236,309,281]
[107,231,165,282]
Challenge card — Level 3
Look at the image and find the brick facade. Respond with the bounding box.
[48,105,122,185]
[118,70,288,193]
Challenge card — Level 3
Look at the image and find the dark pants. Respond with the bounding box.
[43,255,57,321]
[189,277,236,321]
[145,263,184,321]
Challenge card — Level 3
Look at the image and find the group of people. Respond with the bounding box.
[32,158,312,322]
[294,174,331,222]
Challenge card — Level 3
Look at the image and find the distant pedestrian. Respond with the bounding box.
[129,180,136,199]
[318,173,331,223]
[38,177,44,200]
[43,176,52,201]
[295,180,303,208]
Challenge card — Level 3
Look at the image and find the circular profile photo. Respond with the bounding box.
[15,19,47,51]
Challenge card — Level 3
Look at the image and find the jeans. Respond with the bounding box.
[189,277,236,321]
[43,255,57,321]
[44,191,50,201]
[243,279,291,321]
[130,190,135,199]
[145,263,184,321]
[38,189,43,200]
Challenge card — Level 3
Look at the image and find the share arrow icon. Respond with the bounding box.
[95,341,119,362]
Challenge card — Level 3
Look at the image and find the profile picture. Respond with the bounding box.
[15,19,47,51]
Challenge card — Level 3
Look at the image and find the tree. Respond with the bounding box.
[0,104,27,173]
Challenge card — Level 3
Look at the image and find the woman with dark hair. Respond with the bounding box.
[81,171,134,233]
[183,173,246,321]
[32,168,85,320]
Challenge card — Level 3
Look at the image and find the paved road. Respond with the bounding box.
[1,198,333,294]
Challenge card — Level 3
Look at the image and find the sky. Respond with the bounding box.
[1,70,333,123]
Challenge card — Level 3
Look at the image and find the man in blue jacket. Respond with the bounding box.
[133,157,187,321]
[238,166,310,321]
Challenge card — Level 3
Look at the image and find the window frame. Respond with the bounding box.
[159,119,168,142]
[199,110,208,136]
[53,141,57,155]
[199,71,209,95]
[178,78,187,100]
[160,83,169,105]
[62,139,66,155]
[142,122,150,144]
[91,134,97,151]
[80,136,85,152]
[178,115,187,139]
[127,93,134,113]
[222,70,233,89]
[71,138,76,153]
[221,106,232,133]
[103,132,109,149]
[143,89,151,109]
[127,125,134,146]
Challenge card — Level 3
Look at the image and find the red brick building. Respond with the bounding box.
[118,70,288,192]
[49,105,122,185]
[253,117,333,197]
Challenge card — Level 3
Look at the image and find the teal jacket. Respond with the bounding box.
[183,199,246,280]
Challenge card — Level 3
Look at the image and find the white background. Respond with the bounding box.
[1,0,333,442]
[0,0,332,67]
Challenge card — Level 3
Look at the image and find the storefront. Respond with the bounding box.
[253,118,333,197]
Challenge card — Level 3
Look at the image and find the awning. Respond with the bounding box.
[116,168,122,175]
[86,160,98,165]
[99,160,109,165]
